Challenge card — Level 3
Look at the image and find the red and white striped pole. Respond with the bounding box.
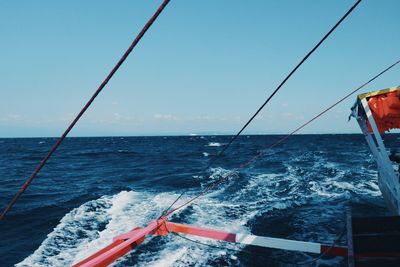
[73,218,347,267]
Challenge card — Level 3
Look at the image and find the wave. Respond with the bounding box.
[17,178,254,266]
[207,142,223,147]
[17,157,381,266]
[16,195,112,266]
[16,191,179,266]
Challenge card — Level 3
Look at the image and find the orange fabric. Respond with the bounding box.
[367,90,400,133]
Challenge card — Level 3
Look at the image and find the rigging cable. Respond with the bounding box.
[160,0,362,217]
[206,0,362,168]
[0,0,171,221]
[164,58,400,217]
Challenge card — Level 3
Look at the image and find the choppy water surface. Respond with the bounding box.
[0,135,394,266]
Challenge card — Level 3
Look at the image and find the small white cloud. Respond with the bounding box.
[113,113,122,120]
[194,115,212,120]
[282,112,293,118]
[280,112,305,121]
[0,114,23,122]
[153,114,179,121]
[60,113,75,122]
[257,113,273,120]
[8,114,22,119]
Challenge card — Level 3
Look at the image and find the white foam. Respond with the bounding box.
[17,195,112,267]
[207,142,222,147]
[309,181,344,198]
[18,158,381,266]
[144,246,190,267]
[203,152,209,157]
[133,194,248,267]
[17,191,183,266]
[73,191,182,264]
[19,180,255,267]
[307,171,381,199]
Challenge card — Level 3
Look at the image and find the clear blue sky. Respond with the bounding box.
[0,0,399,137]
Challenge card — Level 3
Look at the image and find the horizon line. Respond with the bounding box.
[0,132,371,139]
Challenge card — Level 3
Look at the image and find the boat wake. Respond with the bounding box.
[17,153,381,266]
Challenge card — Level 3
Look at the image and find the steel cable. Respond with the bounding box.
[0,0,171,220]
[161,0,363,217]
[165,58,400,216]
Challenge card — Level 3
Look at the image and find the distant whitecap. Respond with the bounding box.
[207,142,222,147]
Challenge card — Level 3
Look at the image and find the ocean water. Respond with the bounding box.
[0,134,394,266]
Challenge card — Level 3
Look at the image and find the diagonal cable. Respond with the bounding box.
[165,58,400,216]
[207,0,362,168]
[161,0,362,217]
[0,0,171,221]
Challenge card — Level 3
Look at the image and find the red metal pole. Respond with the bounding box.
[73,218,348,267]
[73,220,163,267]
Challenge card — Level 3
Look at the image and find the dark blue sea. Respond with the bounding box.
[0,134,395,266]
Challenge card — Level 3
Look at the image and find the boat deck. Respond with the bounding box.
[347,215,400,266]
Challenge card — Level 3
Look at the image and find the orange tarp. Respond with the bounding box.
[367,90,400,133]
